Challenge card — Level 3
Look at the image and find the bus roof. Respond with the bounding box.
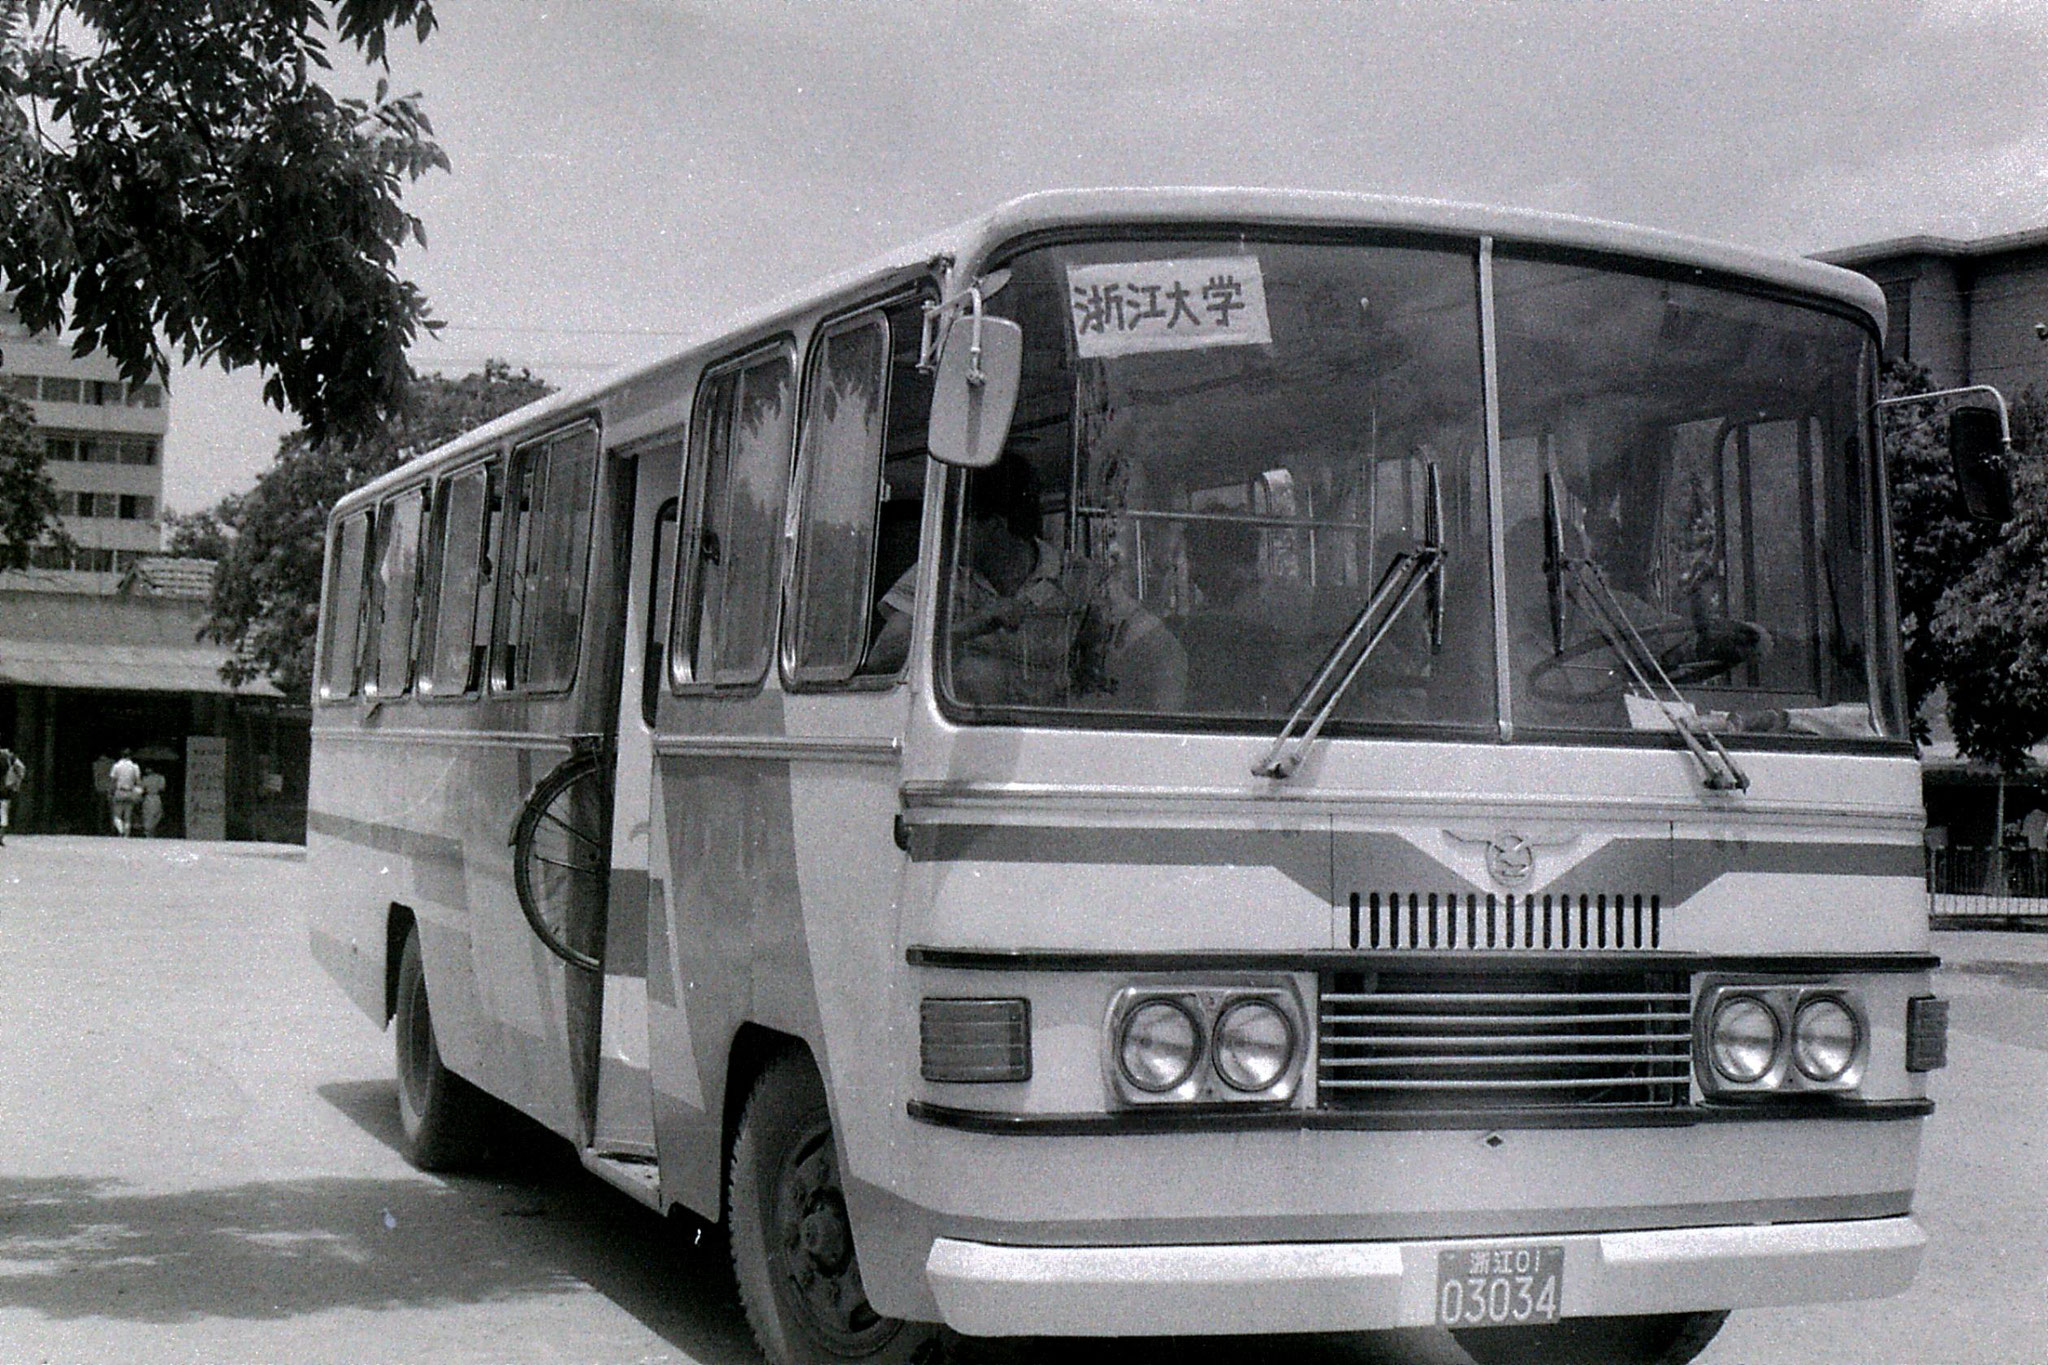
[337,187,1886,515]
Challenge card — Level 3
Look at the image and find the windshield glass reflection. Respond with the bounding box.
[942,236,1495,734]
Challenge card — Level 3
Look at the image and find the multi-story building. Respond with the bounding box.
[0,308,308,841]
[0,306,167,590]
[1817,227,2048,395]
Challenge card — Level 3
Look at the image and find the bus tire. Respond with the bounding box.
[1453,1309,1728,1365]
[729,1050,937,1365]
[393,926,487,1172]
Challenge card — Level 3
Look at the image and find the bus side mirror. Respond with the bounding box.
[1949,406,2014,524]
[928,315,1022,469]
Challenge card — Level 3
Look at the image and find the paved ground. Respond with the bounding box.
[0,835,2042,1364]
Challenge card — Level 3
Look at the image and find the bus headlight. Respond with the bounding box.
[1697,980,1868,1096]
[1708,993,1781,1084]
[1791,995,1861,1083]
[1118,999,1202,1093]
[1106,980,1307,1106]
[1212,998,1294,1092]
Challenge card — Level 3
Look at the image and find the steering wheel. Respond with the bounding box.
[1529,618,1769,702]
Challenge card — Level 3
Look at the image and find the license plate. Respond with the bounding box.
[1435,1245,1564,1327]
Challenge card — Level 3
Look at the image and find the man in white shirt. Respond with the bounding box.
[108,750,142,838]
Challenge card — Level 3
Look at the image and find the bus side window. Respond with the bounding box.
[366,487,427,699]
[789,312,890,683]
[642,497,679,725]
[497,424,600,693]
[787,296,931,685]
[318,510,373,702]
[422,462,493,698]
[869,297,932,672]
[674,344,797,690]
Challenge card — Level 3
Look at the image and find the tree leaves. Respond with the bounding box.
[1925,387,2048,770]
[0,390,68,568]
[1885,359,2048,770]
[1,1,444,442]
[194,361,554,699]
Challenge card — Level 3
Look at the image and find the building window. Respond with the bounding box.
[43,436,75,462]
[125,382,162,409]
[117,439,158,466]
[86,379,122,405]
[1,375,37,400]
[118,494,154,521]
[39,377,80,403]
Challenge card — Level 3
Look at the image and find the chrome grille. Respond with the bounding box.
[1318,968,1693,1111]
[1353,891,1660,951]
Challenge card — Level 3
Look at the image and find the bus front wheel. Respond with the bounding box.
[1453,1309,1728,1365]
[729,1051,936,1365]
[393,926,487,1171]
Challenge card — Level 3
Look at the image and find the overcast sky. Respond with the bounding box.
[161,0,2048,511]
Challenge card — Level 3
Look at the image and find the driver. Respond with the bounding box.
[870,455,1186,710]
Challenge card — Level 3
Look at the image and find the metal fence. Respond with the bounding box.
[1927,847,2048,920]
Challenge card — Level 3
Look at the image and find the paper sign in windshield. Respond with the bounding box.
[1067,257,1272,358]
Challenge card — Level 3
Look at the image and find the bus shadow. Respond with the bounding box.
[949,1331,1469,1365]
[311,1080,1466,1365]
[315,1079,757,1361]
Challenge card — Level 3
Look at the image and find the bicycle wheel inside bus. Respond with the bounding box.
[510,750,610,972]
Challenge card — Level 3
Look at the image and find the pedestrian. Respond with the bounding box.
[140,769,166,838]
[109,749,142,838]
[0,745,23,846]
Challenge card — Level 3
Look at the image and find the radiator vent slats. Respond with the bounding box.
[1318,968,1692,1113]
[1353,891,1660,951]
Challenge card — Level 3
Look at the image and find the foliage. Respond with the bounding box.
[0,387,65,567]
[1924,386,2048,770]
[161,501,237,560]
[200,361,554,700]
[1880,354,2048,769]
[1881,361,1998,739]
[0,1,445,443]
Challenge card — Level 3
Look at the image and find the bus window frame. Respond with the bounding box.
[782,286,934,692]
[669,336,799,696]
[416,455,500,704]
[490,418,603,699]
[642,495,681,727]
[363,485,429,703]
[316,507,375,705]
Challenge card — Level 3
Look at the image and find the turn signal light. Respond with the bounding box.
[1905,995,1949,1073]
[920,998,1031,1083]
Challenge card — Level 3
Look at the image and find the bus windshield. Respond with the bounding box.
[941,234,1898,745]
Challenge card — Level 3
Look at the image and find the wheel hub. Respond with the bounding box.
[778,1134,887,1348]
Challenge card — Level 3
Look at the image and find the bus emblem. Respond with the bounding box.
[1445,827,1579,888]
[1488,833,1538,887]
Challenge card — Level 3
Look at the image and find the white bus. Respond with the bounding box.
[308,189,1954,1365]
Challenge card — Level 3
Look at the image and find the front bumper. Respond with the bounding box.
[925,1215,1926,1337]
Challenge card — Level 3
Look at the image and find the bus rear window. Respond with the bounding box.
[319,511,372,701]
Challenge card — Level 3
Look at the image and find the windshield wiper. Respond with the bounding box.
[1254,464,1445,780]
[1543,472,1749,793]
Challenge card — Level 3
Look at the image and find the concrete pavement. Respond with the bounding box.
[1,835,2043,1364]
